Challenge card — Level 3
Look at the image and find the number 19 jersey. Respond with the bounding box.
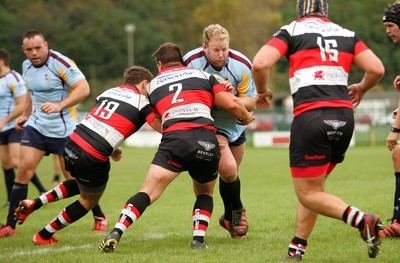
[70,85,156,158]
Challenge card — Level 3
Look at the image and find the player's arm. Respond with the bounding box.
[239,96,256,112]
[41,79,90,114]
[252,45,279,109]
[15,91,32,131]
[236,66,256,112]
[348,49,384,108]
[149,117,162,133]
[0,94,25,126]
[214,90,254,125]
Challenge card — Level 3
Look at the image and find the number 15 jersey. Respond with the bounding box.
[267,16,370,117]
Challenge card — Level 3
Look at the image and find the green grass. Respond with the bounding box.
[0,145,398,262]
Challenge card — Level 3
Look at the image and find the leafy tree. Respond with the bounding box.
[1,0,400,103]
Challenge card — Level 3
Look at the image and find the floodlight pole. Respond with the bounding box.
[125,23,136,67]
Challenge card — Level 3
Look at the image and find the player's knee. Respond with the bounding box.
[219,170,237,183]
[392,145,400,161]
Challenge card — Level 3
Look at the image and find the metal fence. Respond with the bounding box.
[77,92,400,146]
[248,92,400,146]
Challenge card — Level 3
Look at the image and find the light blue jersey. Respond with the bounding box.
[183,47,256,142]
[0,70,27,132]
[22,50,86,138]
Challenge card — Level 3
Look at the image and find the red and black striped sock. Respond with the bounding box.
[192,194,213,243]
[39,200,88,239]
[287,236,307,258]
[112,192,150,235]
[342,205,365,230]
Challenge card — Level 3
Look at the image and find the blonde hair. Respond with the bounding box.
[202,24,230,45]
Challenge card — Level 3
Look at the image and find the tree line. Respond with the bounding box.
[0,0,398,107]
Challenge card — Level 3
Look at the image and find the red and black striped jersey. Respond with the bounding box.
[267,16,369,116]
[70,85,156,159]
[147,66,226,133]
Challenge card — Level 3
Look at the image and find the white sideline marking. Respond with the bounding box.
[0,244,92,260]
[1,232,181,260]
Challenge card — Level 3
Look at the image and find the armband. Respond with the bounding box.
[391,126,400,133]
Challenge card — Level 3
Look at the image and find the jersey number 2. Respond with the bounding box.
[169,83,184,104]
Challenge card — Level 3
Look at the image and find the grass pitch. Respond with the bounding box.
[0,145,398,263]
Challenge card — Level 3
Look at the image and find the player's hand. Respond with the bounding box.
[392,108,399,119]
[15,115,28,132]
[41,102,62,114]
[0,120,5,132]
[222,80,234,94]
[111,147,122,161]
[237,111,255,125]
[394,76,400,92]
[387,133,399,151]
[255,89,273,109]
[347,83,365,108]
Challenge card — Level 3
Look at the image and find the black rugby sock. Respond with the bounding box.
[3,168,15,201]
[394,172,400,221]
[6,182,28,228]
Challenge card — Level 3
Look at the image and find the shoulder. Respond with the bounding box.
[48,50,76,68]
[22,59,32,70]
[228,49,252,70]
[183,47,204,65]
[7,70,24,82]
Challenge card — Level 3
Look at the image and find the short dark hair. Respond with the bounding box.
[152,42,183,65]
[0,48,11,66]
[124,66,154,86]
[22,29,45,43]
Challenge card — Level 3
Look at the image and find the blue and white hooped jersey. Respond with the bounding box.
[0,70,27,132]
[183,47,256,142]
[22,50,86,138]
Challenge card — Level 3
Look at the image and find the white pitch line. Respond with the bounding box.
[0,243,92,260]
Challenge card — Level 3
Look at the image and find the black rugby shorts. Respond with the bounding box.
[290,107,354,167]
[152,128,220,183]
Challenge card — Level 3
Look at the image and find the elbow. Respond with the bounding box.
[377,66,385,80]
[252,58,272,74]
[252,63,266,75]
[372,62,385,81]
[82,83,91,98]
[224,99,240,113]
[85,87,91,98]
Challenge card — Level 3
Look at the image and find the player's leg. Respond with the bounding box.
[0,142,14,207]
[228,141,248,238]
[15,179,80,224]
[58,139,108,231]
[379,144,400,237]
[51,154,62,185]
[33,189,103,246]
[217,134,247,238]
[191,179,216,249]
[0,145,45,237]
[99,164,179,253]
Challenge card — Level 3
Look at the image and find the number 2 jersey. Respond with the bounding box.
[69,85,156,160]
[147,65,227,133]
[267,16,369,117]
